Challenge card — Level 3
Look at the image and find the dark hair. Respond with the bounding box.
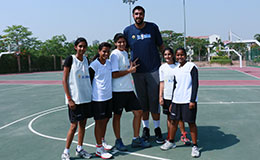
[74,37,87,47]
[163,47,175,63]
[113,33,126,43]
[113,33,129,49]
[132,6,145,14]
[98,42,112,51]
[175,47,187,56]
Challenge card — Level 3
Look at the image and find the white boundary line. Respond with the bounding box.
[199,101,260,105]
[0,105,66,130]
[199,87,260,90]
[27,108,170,160]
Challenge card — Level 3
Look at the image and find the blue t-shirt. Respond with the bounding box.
[123,22,163,73]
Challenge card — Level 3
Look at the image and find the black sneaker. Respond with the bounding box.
[131,137,151,148]
[154,127,164,144]
[141,127,150,141]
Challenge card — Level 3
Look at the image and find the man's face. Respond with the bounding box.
[133,9,144,25]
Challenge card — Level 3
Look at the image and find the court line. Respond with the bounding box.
[0,105,66,130]
[199,87,260,90]
[28,108,170,160]
[199,101,260,105]
[75,123,95,136]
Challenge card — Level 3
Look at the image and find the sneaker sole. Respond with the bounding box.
[160,145,176,151]
[156,140,165,144]
[96,153,112,159]
[192,155,200,158]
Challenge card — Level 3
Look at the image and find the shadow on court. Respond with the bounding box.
[197,126,240,152]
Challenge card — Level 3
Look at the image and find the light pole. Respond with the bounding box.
[123,0,138,25]
[183,0,187,49]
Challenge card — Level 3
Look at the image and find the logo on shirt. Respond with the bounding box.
[132,35,136,39]
[165,79,174,83]
[137,33,151,40]
[78,74,90,79]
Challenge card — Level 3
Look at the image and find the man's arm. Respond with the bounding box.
[159,44,165,55]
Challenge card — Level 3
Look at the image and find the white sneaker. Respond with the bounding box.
[102,139,113,150]
[61,153,70,160]
[191,145,200,158]
[96,146,113,159]
[160,140,176,151]
[76,149,92,159]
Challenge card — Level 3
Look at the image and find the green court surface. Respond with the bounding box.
[1,67,260,160]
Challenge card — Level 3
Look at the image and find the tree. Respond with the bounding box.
[0,35,7,52]
[3,25,35,72]
[228,43,248,60]
[254,34,260,42]
[40,35,67,70]
[186,37,209,61]
[161,30,184,52]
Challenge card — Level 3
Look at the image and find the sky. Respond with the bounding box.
[0,0,259,45]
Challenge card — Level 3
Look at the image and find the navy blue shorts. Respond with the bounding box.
[68,102,93,123]
[162,99,171,115]
[170,103,197,123]
[112,91,141,115]
[92,99,113,120]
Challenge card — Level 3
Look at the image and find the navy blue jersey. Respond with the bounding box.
[124,22,163,73]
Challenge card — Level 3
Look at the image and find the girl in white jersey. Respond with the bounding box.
[160,48,200,158]
[110,33,151,151]
[89,42,113,159]
[159,48,191,151]
[61,38,92,160]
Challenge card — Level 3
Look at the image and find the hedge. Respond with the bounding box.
[0,54,62,74]
[210,56,232,65]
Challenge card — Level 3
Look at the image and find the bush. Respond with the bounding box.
[0,54,62,74]
[0,54,18,73]
[210,56,232,65]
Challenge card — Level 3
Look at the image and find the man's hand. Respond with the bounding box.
[189,102,196,110]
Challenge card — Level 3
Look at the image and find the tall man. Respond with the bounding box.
[123,6,165,144]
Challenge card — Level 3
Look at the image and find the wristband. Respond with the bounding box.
[67,96,72,100]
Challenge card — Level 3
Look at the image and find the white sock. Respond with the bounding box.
[64,148,69,154]
[153,120,160,129]
[77,145,82,151]
[142,120,149,128]
[133,137,138,140]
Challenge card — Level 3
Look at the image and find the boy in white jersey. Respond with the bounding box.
[110,33,151,151]
[159,48,191,152]
[61,38,92,160]
[160,48,200,158]
[89,42,113,159]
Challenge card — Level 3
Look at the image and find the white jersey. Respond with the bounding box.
[90,59,112,101]
[159,63,178,100]
[65,55,92,104]
[172,62,198,104]
[110,49,134,92]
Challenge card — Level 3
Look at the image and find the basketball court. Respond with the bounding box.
[1,66,260,160]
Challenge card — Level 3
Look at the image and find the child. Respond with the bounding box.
[89,42,113,159]
[160,48,200,158]
[110,33,151,151]
[61,37,92,160]
[159,48,191,151]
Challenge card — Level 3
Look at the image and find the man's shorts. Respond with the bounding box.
[132,70,160,113]
[68,102,93,123]
[92,99,113,120]
[112,91,142,115]
[162,99,171,115]
[170,103,197,123]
